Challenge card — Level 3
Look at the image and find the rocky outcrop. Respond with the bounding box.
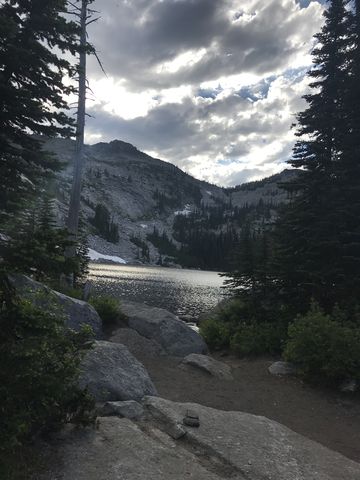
[79,340,157,401]
[120,301,208,357]
[42,397,360,480]
[179,354,233,380]
[268,361,297,376]
[8,274,102,338]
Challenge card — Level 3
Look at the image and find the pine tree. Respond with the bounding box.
[274,0,359,310]
[334,0,360,303]
[1,196,76,282]
[0,0,80,223]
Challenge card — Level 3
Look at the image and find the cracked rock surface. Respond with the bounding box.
[41,397,360,480]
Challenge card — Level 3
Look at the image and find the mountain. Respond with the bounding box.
[46,138,295,269]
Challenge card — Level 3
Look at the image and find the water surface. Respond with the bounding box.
[89,264,229,320]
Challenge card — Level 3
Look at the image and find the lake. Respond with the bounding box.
[89,264,229,321]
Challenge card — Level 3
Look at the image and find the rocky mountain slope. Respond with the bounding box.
[47,138,295,268]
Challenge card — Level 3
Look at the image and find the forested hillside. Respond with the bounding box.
[46,137,294,269]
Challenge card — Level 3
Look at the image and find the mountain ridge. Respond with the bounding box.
[46,137,295,268]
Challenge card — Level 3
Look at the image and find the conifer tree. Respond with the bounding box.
[0,1,82,224]
[273,0,359,310]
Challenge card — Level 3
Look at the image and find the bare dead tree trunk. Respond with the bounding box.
[66,0,87,264]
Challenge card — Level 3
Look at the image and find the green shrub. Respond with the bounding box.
[284,303,360,384]
[90,295,127,326]
[199,317,231,350]
[216,298,249,326]
[230,322,286,356]
[0,290,96,463]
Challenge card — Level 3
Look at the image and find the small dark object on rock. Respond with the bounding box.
[183,409,200,428]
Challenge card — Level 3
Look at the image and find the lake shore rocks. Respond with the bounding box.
[179,353,233,380]
[41,397,360,480]
[120,301,208,357]
[8,274,103,338]
[79,340,157,401]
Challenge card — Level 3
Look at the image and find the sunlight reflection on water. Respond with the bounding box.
[89,264,229,320]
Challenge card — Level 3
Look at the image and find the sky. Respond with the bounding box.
[84,0,326,187]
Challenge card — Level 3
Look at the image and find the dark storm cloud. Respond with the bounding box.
[87,0,227,87]
[88,0,323,90]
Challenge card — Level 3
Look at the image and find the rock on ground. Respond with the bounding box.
[8,274,102,338]
[268,361,297,376]
[120,301,208,357]
[179,354,233,380]
[79,341,157,401]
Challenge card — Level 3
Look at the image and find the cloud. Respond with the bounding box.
[84,0,325,186]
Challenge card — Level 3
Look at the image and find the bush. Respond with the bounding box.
[284,303,360,384]
[199,317,231,350]
[90,295,127,326]
[0,288,96,465]
[230,322,286,357]
[215,298,245,323]
[204,298,288,356]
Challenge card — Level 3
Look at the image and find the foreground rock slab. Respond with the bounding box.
[79,341,157,401]
[180,353,233,380]
[47,417,222,480]
[8,274,102,338]
[143,397,360,480]
[42,397,360,480]
[121,301,208,357]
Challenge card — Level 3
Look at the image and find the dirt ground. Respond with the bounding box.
[130,347,360,463]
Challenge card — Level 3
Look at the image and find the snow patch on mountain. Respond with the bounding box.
[88,248,126,264]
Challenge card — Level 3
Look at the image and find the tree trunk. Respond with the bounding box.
[66,0,87,252]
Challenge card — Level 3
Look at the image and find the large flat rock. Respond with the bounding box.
[45,417,223,480]
[8,274,102,338]
[79,341,157,401]
[121,301,208,357]
[40,397,360,480]
[144,397,360,480]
